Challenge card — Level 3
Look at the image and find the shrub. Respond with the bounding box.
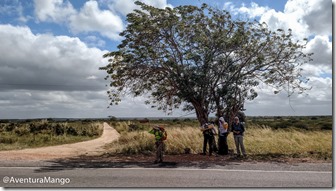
[54,124,65,135]
[66,126,78,136]
[14,126,30,136]
[320,122,332,130]
[0,134,18,144]
[293,122,309,130]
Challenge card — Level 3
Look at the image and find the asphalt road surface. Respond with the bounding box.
[0,161,332,188]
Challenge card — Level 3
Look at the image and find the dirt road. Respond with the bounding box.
[0,122,119,160]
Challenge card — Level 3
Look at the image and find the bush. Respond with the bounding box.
[0,135,17,144]
[14,126,30,136]
[54,124,65,135]
[128,123,148,131]
[66,126,78,136]
[274,122,291,129]
[293,122,309,130]
[320,122,332,130]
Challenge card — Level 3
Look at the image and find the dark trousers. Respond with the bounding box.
[203,134,214,155]
[218,134,228,155]
[155,141,164,162]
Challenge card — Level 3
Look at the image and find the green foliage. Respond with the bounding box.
[248,116,332,131]
[101,2,313,124]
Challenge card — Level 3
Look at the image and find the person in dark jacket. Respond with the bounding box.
[201,123,215,156]
[231,116,246,157]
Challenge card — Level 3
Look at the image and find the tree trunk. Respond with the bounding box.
[192,102,208,125]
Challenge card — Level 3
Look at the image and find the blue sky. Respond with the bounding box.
[0,0,332,119]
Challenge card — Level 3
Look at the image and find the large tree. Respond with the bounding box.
[100,2,312,125]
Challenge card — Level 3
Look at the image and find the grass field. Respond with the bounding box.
[0,119,103,150]
[0,116,332,161]
[106,116,332,160]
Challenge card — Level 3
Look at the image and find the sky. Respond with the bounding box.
[0,0,333,119]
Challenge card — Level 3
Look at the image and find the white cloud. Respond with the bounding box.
[33,0,124,41]
[34,0,76,23]
[245,76,332,116]
[0,24,108,92]
[84,35,106,48]
[107,0,173,16]
[284,0,332,36]
[0,24,117,119]
[305,35,332,68]
[69,1,124,40]
[224,0,332,40]
[238,2,270,18]
[0,0,29,23]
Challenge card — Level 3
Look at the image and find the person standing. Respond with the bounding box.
[231,116,246,157]
[218,117,229,155]
[201,123,215,156]
[149,126,167,163]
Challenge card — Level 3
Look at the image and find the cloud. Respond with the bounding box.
[34,0,76,23]
[224,0,332,40]
[284,0,332,36]
[305,35,332,68]
[0,24,108,92]
[238,2,270,18]
[83,35,106,48]
[33,0,124,41]
[69,1,124,40]
[0,0,30,23]
[107,0,173,16]
[245,76,332,116]
[0,24,116,119]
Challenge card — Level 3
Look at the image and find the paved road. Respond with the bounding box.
[0,161,332,188]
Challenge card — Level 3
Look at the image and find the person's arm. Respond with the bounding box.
[241,123,245,133]
[149,129,155,134]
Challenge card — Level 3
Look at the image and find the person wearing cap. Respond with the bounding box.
[200,122,215,156]
[231,116,246,157]
[218,117,229,155]
[149,126,167,163]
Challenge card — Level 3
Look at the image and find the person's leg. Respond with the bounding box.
[202,135,207,155]
[212,136,217,153]
[223,134,228,155]
[208,136,213,156]
[158,141,164,162]
[234,135,241,156]
[240,136,246,156]
[218,136,223,155]
[155,141,160,163]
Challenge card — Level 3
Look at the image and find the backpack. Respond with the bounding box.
[162,130,167,140]
[158,127,167,141]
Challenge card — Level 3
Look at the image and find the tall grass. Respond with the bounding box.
[107,121,332,160]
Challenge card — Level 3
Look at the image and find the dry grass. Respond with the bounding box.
[106,122,332,160]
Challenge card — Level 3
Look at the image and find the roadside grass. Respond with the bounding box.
[106,120,332,160]
[0,120,103,151]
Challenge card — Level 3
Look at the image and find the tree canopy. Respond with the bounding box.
[100,2,312,125]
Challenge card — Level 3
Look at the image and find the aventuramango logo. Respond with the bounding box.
[3,176,70,185]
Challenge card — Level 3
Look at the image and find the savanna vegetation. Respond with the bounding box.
[0,119,103,151]
[106,116,332,160]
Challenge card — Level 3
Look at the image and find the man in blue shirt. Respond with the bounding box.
[231,116,246,157]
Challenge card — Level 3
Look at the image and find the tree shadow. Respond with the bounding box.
[34,154,242,173]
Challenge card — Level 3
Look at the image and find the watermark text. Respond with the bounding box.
[3,176,70,185]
